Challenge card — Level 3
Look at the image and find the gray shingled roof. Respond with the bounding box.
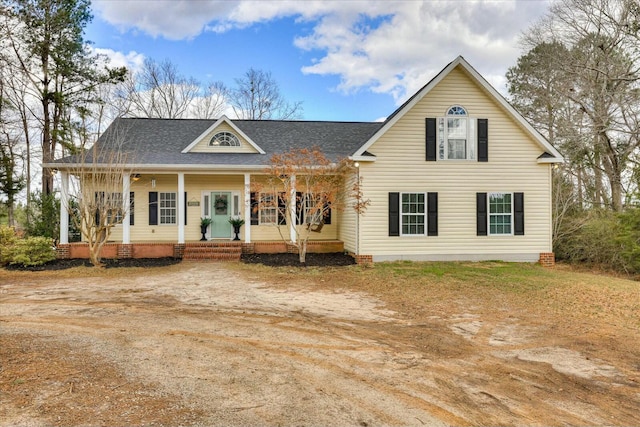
[56,118,382,168]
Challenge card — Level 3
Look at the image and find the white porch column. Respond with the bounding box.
[59,171,69,244]
[177,172,185,244]
[289,174,297,243]
[122,173,131,244]
[244,172,251,243]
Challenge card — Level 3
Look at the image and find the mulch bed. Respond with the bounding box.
[3,253,355,271]
[241,252,356,267]
[4,257,182,271]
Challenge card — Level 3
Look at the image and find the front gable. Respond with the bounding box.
[353,56,563,164]
[182,116,266,154]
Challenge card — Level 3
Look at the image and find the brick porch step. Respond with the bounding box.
[182,242,242,261]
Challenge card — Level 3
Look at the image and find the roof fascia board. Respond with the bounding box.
[181,115,266,154]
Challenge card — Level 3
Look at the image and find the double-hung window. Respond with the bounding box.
[159,192,177,224]
[401,193,425,235]
[259,193,277,225]
[438,106,476,160]
[489,193,512,235]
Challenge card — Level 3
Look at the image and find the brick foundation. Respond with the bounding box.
[56,244,70,259]
[539,252,555,267]
[353,254,373,266]
[117,244,133,259]
[241,243,255,254]
[173,244,185,259]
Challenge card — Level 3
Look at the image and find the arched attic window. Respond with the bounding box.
[209,131,240,147]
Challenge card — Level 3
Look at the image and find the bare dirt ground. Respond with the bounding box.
[1,262,639,426]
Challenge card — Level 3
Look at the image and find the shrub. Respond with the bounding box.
[0,225,17,264]
[555,208,640,274]
[3,236,56,267]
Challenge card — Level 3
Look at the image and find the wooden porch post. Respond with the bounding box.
[178,172,185,244]
[59,171,69,245]
[244,172,251,243]
[122,172,130,244]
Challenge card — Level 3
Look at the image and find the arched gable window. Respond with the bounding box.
[209,131,240,147]
[438,105,475,160]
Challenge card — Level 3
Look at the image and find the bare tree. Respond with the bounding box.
[64,122,135,266]
[230,68,303,120]
[254,148,367,263]
[519,0,640,211]
[125,58,200,119]
[190,81,227,119]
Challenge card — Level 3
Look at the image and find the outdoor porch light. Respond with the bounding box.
[151,178,156,188]
[132,173,141,182]
[50,168,59,176]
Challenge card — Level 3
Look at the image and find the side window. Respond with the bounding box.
[427,110,487,162]
[488,193,512,235]
[438,106,476,160]
[401,193,425,235]
[159,192,177,224]
[259,193,277,225]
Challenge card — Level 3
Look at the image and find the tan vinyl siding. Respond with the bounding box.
[109,173,337,243]
[189,122,259,153]
[359,66,552,260]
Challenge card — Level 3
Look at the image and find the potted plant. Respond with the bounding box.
[228,215,245,241]
[200,217,213,241]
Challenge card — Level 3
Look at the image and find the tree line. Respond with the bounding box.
[507,0,640,271]
[0,0,302,234]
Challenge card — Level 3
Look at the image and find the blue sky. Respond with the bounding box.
[86,0,550,122]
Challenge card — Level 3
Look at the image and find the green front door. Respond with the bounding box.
[210,192,232,238]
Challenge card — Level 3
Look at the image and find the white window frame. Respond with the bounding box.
[488,192,513,236]
[209,131,240,147]
[259,193,278,225]
[438,105,476,161]
[159,192,177,225]
[400,192,426,236]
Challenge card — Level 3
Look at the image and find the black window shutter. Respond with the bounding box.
[129,192,134,226]
[426,118,437,161]
[250,192,259,225]
[277,192,287,225]
[427,192,438,236]
[477,119,488,162]
[184,192,188,225]
[476,192,487,236]
[324,201,332,225]
[94,192,102,226]
[514,192,524,235]
[149,191,158,225]
[296,192,304,225]
[389,192,400,236]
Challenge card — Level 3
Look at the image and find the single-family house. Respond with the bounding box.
[51,56,563,265]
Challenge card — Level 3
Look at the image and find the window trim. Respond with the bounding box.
[159,192,177,225]
[209,131,240,147]
[488,192,513,236]
[400,192,427,236]
[258,193,278,225]
[438,105,476,161]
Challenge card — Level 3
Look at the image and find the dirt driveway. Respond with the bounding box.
[1,263,639,426]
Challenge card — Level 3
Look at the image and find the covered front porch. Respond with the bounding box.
[55,170,349,261]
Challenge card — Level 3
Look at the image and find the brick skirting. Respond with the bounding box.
[353,254,373,266]
[56,244,70,259]
[539,252,555,267]
[55,240,345,260]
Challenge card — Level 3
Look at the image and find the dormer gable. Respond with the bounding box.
[181,115,265,154]
[352,56,563,164]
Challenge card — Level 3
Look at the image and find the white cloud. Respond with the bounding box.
[92,0,549,103]
[92,48,146,74]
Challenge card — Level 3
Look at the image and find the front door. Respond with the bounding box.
[210,192,232,238]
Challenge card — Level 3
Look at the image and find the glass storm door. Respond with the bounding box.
[210,192,232,238]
